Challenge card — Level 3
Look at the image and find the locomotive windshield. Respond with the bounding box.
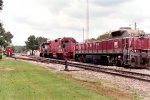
[42,43,49,48]
[64,40,69,43]
[72,40,76,43]
[61,40,69,48]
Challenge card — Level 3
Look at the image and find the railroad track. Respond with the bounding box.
[13,56,150,83]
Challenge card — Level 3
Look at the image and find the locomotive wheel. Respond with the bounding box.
[40,53,43,57]
[112,60,116,66]
[44,53,47,58]
[108,59,113,66]
[82,56,86,63]
[130,58,136,68]
[78,56,82,62]
[75,56,78,61]
[116,60,123,67]
[49,54,53,58]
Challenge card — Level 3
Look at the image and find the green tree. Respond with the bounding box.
[97,32,110,41]
[0,36,5,46]
[4,31,13,43]
[25,35,48,55]
[13,45,27,53]
[25,35,38,55]
[0,0,3,10]
[0,23,5,35]
[36,36,47,46]
[0,23,13,47]
[85,38,96,42]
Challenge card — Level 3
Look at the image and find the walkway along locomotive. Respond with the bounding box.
[39,27,150,68]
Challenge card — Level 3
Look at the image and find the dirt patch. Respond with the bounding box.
[0,67,15,72]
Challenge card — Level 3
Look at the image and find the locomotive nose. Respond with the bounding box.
[130,51,149,68]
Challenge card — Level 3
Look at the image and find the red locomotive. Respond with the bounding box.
[75,27,150,68]
[39,27,150,68]
[39,37,76,59]
[4,46,14,57]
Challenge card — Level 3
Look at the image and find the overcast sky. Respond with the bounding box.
[0,0,150,45]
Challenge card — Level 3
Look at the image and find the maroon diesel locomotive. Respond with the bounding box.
[39,27,150,68]
[39,37,76,59]
[75,27,150,68]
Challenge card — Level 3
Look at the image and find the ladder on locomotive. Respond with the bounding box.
[123,36,134,65]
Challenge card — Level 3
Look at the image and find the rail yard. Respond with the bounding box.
[39,27,150,69]
[1,0,150,99]
[2,27,150,99]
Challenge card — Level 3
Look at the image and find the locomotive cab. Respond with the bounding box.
[61,38,76,48]
[60,37,76,59]
[39,42,49,57]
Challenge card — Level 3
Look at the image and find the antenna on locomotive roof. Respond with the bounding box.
[134,22,137,30]
[83,27,85,42]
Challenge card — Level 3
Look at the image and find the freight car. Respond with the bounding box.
[75,27,150,68]
[39,37,76,59]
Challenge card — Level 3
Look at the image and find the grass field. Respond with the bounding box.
[0,58,136,100]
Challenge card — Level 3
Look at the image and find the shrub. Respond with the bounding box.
[0,54,2,59]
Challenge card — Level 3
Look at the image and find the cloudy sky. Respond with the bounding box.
[0,0,150,45]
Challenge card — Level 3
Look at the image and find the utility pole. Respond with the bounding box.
[86,0,89,42]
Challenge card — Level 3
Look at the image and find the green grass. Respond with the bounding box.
[0,59,111,100]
